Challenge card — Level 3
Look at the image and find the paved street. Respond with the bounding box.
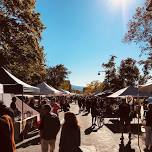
[17,103,146,152]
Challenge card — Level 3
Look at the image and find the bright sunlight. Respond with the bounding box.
[108,0,132,10]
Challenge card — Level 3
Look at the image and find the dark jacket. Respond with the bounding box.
[119,103,130,119]
[0,115,16,152]
[59,125,81,152]
[39,113,60,140]
[0,117,10,152]
[146,110,152,127]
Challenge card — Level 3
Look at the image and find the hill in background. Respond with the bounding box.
[71,85,84,92]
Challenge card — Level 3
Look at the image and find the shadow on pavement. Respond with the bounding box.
[82,112,89,116]
[84,125,103,135]
[16,136,40,149]
[84,126,94,135]
[105,119,141,134]
[119,137,135,152]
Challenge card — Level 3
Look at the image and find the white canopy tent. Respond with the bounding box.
[60,89,71,95]
[139,82,152,96]
[36,82,63,96]
[0,67,40,132]
[94,89,113,97]
[0,67,40,94]
[107,86,148,98]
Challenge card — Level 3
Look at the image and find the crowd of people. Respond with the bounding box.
[0,94,152,152]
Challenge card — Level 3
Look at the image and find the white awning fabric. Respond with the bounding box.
[108,86,149,98]
[139,82,152,96]
[36,82,63,96]
[0,67,40,94]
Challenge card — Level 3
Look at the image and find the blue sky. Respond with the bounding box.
[36,0,144,86]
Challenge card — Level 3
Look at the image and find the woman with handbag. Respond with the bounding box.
[59,112,82,152]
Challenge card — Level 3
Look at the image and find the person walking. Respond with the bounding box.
[59,112,82,152]
[119,98,131,139]
[0,101,16,152]
[51,99,60,116]
[39,104,60,152]
[90,99,98,127]
[144,103,152,152]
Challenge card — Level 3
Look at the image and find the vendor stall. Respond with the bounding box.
[0,67,40,142]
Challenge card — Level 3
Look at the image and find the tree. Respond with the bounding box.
[124,0,152,80]
[0,0,46,85]
[138,59,152,84]
[102,55,119,91]
[46,64,71,89]
[124,0,152,52]
[83,81,105,95]
[60,80,72,92]
[118,58,140,87]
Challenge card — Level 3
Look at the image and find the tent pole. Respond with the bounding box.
[2,93,3,102]
[22,93,24,140]
[137,81,140,147]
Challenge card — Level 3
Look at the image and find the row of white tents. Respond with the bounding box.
[0,67,72,122]
[0,67,72,96]
[94,84,152,98]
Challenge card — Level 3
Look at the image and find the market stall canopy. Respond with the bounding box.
[60,89,71,95]
[0,67,40,94]
[95,89,113,97]
[107,86,142,98]
[36,82,63,96]
[139,82,152,96]
[15,96,40,121]
[146,97,152,103]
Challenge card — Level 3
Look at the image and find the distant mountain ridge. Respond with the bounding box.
[71,85,84,91]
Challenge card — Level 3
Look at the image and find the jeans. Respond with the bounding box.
[41,138,56,152]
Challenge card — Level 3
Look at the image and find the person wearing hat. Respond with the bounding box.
[39,104,60,152]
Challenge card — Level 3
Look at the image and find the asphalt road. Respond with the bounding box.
[17,103,146,152]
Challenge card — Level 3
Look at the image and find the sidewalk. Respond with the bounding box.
[17,103,146,152]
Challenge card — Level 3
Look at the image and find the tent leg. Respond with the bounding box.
[22,93,24,140]
[2,93,3,101]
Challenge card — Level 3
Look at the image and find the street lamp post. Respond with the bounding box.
[98,70,109,82]
[98,71,105,76]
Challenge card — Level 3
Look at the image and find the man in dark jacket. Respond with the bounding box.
[39,104,60,152]
[0,117,10,152]
[119,99,131,139]
[0,101,16,152]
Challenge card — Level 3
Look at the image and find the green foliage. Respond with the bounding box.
[119,58,140,87]
[46,64,71,89]
[101,56,141,91]
[124,0,152,79]
[60,80,72,92]
[124,0,152,52]
[138,59,152,84]
[102,55,119,90]
[0,0,46,85]
[83,80,105,94]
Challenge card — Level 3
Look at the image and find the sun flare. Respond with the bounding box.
[108,0,132,9]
